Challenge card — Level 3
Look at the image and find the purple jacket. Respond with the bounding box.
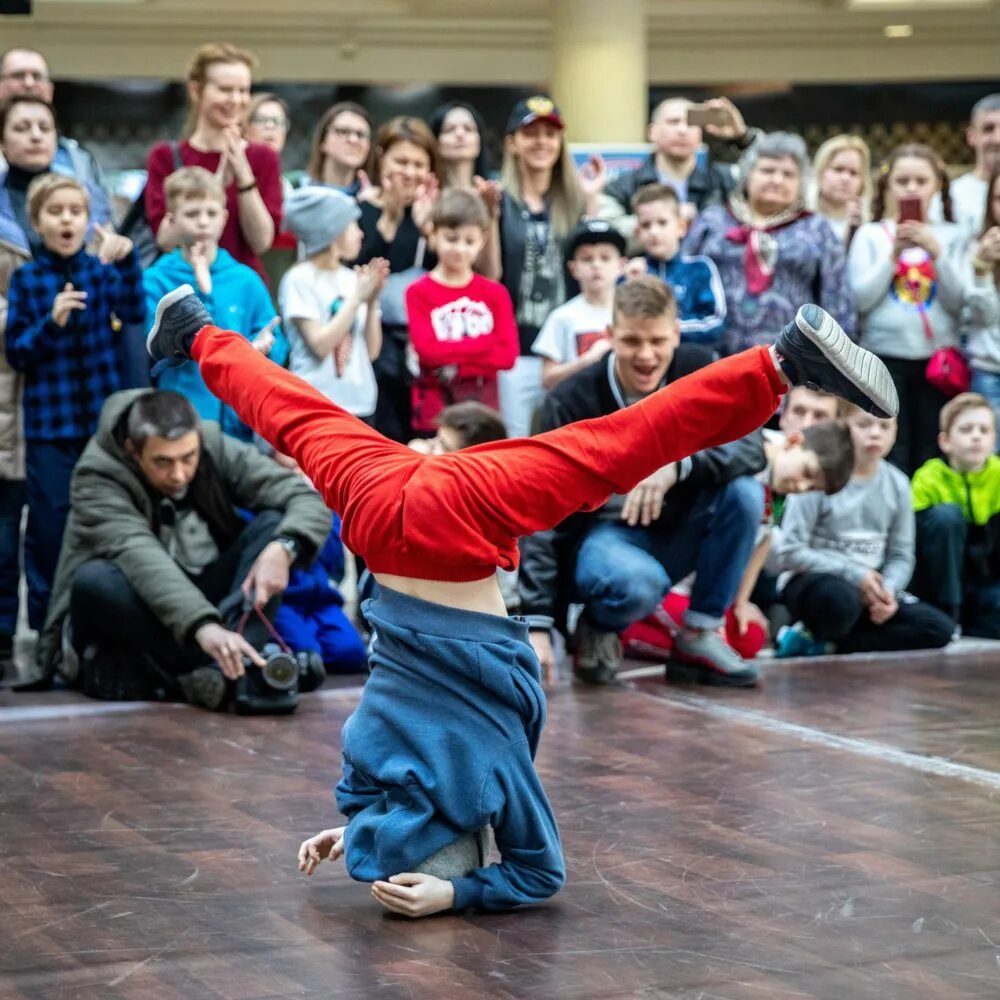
[684,204,855,355]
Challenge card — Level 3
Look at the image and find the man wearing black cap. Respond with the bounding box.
[532,219,626,390]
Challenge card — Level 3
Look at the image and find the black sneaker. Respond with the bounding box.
[573,617,623,685]
[178,665,228,711]
[775,305,898,419]
[146,284,211,374]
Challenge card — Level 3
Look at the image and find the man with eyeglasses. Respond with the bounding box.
[0,47,111,224]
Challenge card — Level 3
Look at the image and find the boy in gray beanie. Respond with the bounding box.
[279,187,388,418]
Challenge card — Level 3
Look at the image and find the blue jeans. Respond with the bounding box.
[573,477,764,632]
[0,479,25,643]
[25,438,87,630]
[972,370,1000,449]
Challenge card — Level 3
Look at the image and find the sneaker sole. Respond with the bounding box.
[666,658,759,688]
[146,283,196,360]
[796,306,899,418]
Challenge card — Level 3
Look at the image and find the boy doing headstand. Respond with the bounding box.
[146,282,898,919]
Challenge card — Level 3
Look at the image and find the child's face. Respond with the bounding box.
[770,438,826,495]
[35,188,88,256]
[635,199,683,261]
[334,220,364,261]
[846,410,897,464]
[169,196,227,248]
[431,223,485,275]
[940,406,996,472]
[886,155,939,219]
[568,243,624,295]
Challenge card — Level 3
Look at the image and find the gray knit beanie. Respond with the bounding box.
[284,185,361,256]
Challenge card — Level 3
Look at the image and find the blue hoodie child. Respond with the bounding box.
[143,247,288,442]
[336,586,566,911]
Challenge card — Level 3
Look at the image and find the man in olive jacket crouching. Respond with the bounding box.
[31,389,331,707]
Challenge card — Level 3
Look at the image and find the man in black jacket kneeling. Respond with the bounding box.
[520,277,765,687]
[30,389,331,708]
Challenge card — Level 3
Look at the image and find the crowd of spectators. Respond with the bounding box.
[1,40,999,706]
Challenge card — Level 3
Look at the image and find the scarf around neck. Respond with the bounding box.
[725,192,809,296]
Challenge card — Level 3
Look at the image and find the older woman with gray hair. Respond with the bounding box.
[685,131,854,354]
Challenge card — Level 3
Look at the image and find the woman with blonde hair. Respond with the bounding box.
[497,96,605,437]
[810,134,873,247]
[145,42,283,282]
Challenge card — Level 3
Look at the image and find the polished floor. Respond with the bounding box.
[4,646,1000,999]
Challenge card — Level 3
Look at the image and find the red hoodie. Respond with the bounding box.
[406,273,519,377]
[405,272,519,431]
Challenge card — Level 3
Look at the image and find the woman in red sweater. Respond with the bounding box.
[144,42,283,283]
[406,190,519,434]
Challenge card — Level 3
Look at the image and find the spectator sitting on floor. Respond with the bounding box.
[519,276,767,689]
[624,183,726,350]
[274,515,367,675]
[911,393,1000,638]
[32,389,330,707]
[0,49,113,224]
[773,401,953,658]
[5,174,143,638]
[621,419,854,664]
[144,166,287,442]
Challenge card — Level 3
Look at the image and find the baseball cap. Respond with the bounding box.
[506,95,565,135]
[565,219,627,259]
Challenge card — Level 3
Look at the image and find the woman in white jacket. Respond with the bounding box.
[848,143,970,473]
[966,167,1000,421]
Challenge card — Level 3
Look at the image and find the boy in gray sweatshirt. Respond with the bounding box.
[773,402,952,656]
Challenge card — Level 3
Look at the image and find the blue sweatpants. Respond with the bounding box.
[335,585,565,911]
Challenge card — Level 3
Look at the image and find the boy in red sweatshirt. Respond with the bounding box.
[147,279,897,919]
[405,190,518,434]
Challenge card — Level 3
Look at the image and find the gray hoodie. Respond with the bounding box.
[773,460,915,596]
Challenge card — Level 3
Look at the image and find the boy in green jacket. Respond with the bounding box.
[912,392,1000,636]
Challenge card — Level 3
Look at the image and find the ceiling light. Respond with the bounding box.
[884,23,915,37]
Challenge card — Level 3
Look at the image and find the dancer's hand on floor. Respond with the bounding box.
[372,873,455,918]
[298,827,345,875]
[621,463,678,527]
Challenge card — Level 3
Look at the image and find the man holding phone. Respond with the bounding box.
[600,96,760,250]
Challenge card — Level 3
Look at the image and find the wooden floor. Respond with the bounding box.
[5,647,1000,999]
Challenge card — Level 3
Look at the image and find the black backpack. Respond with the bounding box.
[118,141,184,268]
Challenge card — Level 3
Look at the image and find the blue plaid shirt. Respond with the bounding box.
[6,246,145,440]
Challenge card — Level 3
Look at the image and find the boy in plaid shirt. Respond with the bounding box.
[5,174,143,631]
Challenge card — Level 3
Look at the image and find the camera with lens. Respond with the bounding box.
[233,643,325,715]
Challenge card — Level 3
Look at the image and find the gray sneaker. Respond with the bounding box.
[775,304,899,419]
[573,617,623,685]
[178,665,228,711]
[669,629,760,687]
[146,284,212,373]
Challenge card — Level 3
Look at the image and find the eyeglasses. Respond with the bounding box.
[251,114,288,130]
[2,70,50,83]
[330,126,370,143]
